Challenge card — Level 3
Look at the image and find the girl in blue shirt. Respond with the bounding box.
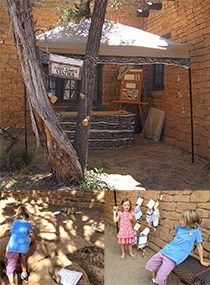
[6,205,36,285]
[146,209,210,285]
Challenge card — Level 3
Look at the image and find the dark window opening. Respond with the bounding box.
[49,77,80,105]
[152,64,164,90]
[43,63,103,110]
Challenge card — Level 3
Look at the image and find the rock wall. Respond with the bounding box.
[105,190,210,260]
[59,111,136,149]
[102,65,119,105]
[0,189,104,208]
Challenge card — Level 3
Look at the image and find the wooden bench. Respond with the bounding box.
[172,255,210,285]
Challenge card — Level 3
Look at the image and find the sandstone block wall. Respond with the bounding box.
[143,0,210,159]
[0,3,25,128]
[102,65,119,105]
[0,189,104,209]
[105,190,210,260]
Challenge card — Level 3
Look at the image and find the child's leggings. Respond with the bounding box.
[6,252,26,276]
[146,251,176,284]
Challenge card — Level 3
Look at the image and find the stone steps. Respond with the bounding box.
[58,112,136,149]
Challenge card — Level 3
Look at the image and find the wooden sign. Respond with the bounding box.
[120,69,142,102]
[49,54,83,80]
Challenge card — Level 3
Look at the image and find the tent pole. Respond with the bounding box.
[114,190,119,233]
[188,67,194,163]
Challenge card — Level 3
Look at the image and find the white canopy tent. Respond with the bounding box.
[36,20,194,162]
[37,20,190,66]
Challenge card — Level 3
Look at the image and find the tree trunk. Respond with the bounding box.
[74,0,108,172]
[7,0,83,184]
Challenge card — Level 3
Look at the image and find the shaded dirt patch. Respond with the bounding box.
[0,133,209,190]
[67,246,104,285]
[0,198,104,285]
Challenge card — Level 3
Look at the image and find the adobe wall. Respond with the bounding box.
[142,0,210,158]
[102,65,119,105]
[0,189,104,209]
[0,0,209,159]
[105,190,210,260]
[0,1,24,129]
[0,0,75,129]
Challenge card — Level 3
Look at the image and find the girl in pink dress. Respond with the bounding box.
[113,197,136,259]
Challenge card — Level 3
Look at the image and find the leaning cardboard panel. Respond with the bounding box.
[144,107,166,142]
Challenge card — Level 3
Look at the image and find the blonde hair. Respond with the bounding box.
[181,209,201,228]
[121,197,132,211]
[16,205,29,219]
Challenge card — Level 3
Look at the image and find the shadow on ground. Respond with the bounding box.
[0,198,104,285]
[0,134,209,190]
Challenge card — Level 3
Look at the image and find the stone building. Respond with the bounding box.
[0,0,209,159]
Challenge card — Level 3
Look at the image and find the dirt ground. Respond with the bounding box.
[88,135,209,190]
[0,133,209,190]
[105,224,184,285]
[0,198,104,285]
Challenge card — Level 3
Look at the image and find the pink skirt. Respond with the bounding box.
[118,237,135,245]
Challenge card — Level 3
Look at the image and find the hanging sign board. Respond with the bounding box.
[49,54,83,80]
[120,69,142,102]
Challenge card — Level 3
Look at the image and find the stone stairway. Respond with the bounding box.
[58,111,136,149]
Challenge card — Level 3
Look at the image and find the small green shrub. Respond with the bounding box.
[80,168,110,190]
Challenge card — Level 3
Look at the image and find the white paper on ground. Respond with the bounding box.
[57,268,83,285]
[53,211,61,215]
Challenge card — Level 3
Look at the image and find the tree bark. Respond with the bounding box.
[7,0,83,184]
[74,0,108,172]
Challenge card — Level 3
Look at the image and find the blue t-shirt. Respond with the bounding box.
[7,220,33,253]
[161,224,202,265]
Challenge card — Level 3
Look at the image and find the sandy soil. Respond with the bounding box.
[88,135,209,190]
[105,224,184,285]
[0,198,104,285]
[1,134,208,190]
